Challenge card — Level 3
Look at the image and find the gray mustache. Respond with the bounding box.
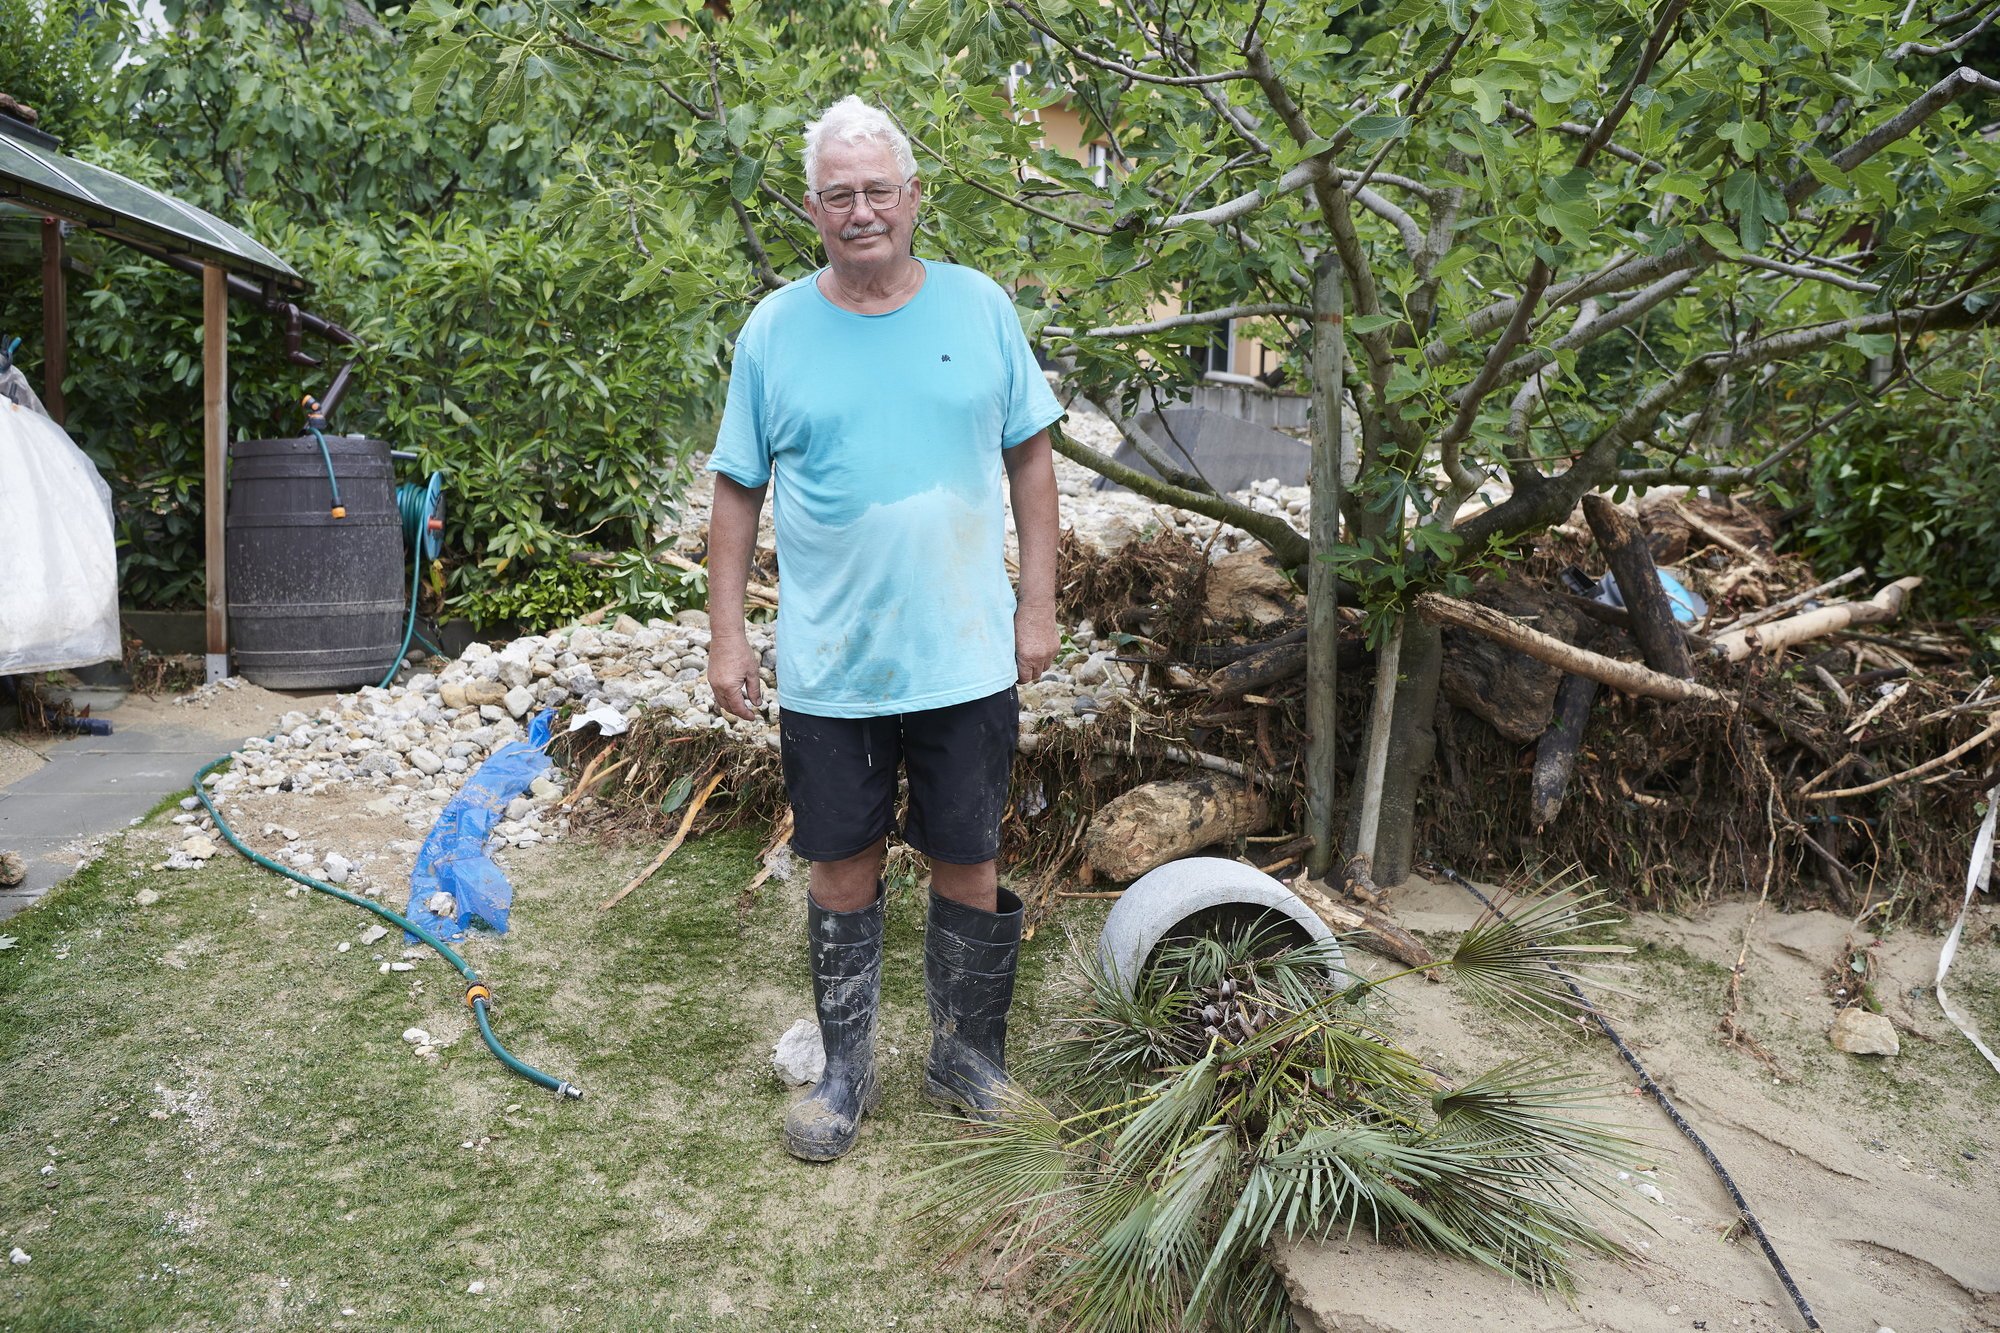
[840,222,889,240]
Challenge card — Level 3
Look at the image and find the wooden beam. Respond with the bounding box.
[203,264,229,682]
[39,218,66,426]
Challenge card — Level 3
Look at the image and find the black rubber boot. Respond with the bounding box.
[783,886,883,1162]
[923,886,1024,1118]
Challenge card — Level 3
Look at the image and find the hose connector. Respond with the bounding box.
[465,982,493,1011]
[556,1082,585,1100]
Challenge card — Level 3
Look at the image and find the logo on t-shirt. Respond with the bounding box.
[941,354,951,361]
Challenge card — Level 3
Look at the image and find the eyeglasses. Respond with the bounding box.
[813,178,914,213]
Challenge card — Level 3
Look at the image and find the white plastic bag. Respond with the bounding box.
[0,394,121,673]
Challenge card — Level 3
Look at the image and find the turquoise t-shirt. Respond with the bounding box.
[707,260,1064,718]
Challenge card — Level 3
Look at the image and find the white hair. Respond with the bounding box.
[802,95,917,192]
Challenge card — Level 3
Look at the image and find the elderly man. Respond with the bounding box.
[706,96,1063,1162]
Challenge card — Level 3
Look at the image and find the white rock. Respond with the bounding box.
[409,748,444,776]
[425,892,457,918]
[467,1280,487,1295]
[402,1028,431,1045]
[337,942,351,953]
[134,888,160,907]
[359,924,390,946]
[503,686,534,718]
[773,1017,826,1087]
[390,962,415,972]
[179,835,218,860]
[1830,1008,1900,1056]
[8,1248,27,1265]
[1634,1182,1666,1205]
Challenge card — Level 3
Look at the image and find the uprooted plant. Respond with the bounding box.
[919,875,1639,1333]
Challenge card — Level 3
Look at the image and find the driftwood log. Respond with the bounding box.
[1530,670,1600,829]
[1583,495,1692,678]
[1290,876,1438,972]
[1414,593,1724,703]
[1711,577,1923,663]
[1081,775,1272,881]
[1438,583,1577,742]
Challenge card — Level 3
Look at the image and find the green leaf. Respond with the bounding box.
[660,771,694,816]
[1350,114,1413,143]
[1717,119,1772,155]
[1757,0,1832,50]
[1347,313,1402,334]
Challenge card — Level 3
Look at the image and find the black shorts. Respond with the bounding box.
[778,687,1018,865]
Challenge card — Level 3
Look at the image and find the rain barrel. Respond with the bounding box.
[225,435,406,689]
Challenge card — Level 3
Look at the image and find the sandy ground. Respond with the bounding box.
[1279,878,2000,1333]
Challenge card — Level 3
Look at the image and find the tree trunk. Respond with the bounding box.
[1346,618,1442,889]
[1305,253,1344,877]
[1582,494,1691,678]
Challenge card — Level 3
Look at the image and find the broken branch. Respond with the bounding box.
[1710,577,1922,664]
[1414,592,1724,703]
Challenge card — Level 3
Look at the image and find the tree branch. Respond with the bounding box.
[1003,1,1251,84]
[1049,423,1309,568]
[1046,302,1307,338]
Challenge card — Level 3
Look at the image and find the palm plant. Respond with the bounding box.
[921,875,1639,1333]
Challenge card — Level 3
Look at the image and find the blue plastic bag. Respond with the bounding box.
[404,710,555,942]
[1591,568,1708,624]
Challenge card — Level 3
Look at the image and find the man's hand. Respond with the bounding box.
[1014,602,1058,684]
[709,634,763,720]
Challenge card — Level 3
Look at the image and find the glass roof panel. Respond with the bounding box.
[0,130,303,287]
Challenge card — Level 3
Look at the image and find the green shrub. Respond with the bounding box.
[0,0,725,625]
[1789,340,2000,619]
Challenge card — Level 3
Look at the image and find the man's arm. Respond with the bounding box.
[1004,428,1060,684]
[707,474,769,720]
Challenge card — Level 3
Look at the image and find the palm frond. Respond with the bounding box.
[1447,878,1634,1024]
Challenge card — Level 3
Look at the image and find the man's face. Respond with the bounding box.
[805,138,920,269]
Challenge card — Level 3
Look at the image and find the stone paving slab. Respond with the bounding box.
[0,721,268,924]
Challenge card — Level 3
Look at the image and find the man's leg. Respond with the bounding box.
[778,709,898,1161]
[901,688,1023,1117]
[812,839,888,912]
[927,856,996,912]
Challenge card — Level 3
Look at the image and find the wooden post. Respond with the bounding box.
[203,264,229,683]
[1304,252,1344,878]
[39,218,66,426]
[1582,494,1692,678]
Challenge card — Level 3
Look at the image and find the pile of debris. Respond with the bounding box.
[187,400,1991,926]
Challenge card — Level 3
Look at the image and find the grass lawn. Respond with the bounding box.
[0,819,1068,1331]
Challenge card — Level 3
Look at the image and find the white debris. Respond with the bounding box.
[8,1248,28,1265]
[773,1017,826,1087]
[424,892,457,918]
[359,925,389,946]
[402,1028,431,1046]
[567,704,630,737]
[466,1280,486,1295]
